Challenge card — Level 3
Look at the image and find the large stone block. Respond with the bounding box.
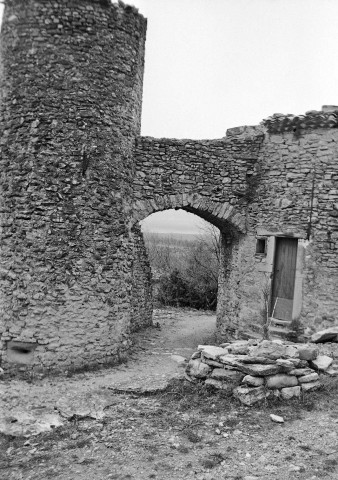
[233,385,270,406]
[227,341,250,355]
[210,368,244,384]
[236,355,274,365]
[266,374,298,389]
[242,375,264,387]
[280,386,301,399]
[186,359,212,379]
[296,345,319,360]
[284,345,300,358]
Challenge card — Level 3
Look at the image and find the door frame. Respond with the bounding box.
[256,230,306,321]
[270,236,298,320]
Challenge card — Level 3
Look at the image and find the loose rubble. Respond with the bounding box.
[186,339,337,405]
[270,414,284,423]
[311,326,338,343]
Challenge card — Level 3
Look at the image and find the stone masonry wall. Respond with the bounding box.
[217,122,338,338]
[133,134,264,230]
[133,134,265,333]
[0,1,337,376]
[130,225,153,332]
[256,127,338,331]
[134,116,338,339]
[0,0,149,375]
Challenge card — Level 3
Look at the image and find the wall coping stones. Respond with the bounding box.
[262,109,338,134]
[225,125,265,138]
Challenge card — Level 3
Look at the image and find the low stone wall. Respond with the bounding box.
[186,340,338,406]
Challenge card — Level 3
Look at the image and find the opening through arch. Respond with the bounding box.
[130,198,246,339]
[141,209,221,311]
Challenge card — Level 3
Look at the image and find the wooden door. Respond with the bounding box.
[271,237,298,320]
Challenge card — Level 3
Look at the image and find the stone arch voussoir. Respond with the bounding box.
[131,194,246,233]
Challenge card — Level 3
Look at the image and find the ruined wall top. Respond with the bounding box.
[4,0,143,15]
[262,106,338,135]
[225,106,338,138]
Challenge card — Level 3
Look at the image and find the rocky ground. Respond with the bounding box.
[1,308,338,480]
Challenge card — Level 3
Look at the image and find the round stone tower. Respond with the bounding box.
[0,0,148,374]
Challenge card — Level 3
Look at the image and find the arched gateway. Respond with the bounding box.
[1,0,338,376]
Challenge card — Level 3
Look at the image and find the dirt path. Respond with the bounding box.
[1,309,217,435]
[2,309,338,480]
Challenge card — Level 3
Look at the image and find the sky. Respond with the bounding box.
[1,1,337,233]
[133,0,338,233]
[131,0,338,139]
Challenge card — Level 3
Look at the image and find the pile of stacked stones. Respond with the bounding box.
[185,340,336,406]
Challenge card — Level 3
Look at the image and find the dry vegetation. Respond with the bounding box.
[144,224,220,311]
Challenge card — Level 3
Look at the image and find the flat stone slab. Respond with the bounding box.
[310,355,334,371]
[202,358,226,368]
[108,378,172,394]
[56,391,116,420]
[311,327,338,343]
[298,372,319,383]
[325,366,338,376]
[0,410,64,437]
[281,386,301,399]
[218,356,282,376]
[237,355,275,365]
[218,354,245,369]
[198,345,229,360]
[301,381,321,392]
[248,341,291,360]
[240,363,282,377]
